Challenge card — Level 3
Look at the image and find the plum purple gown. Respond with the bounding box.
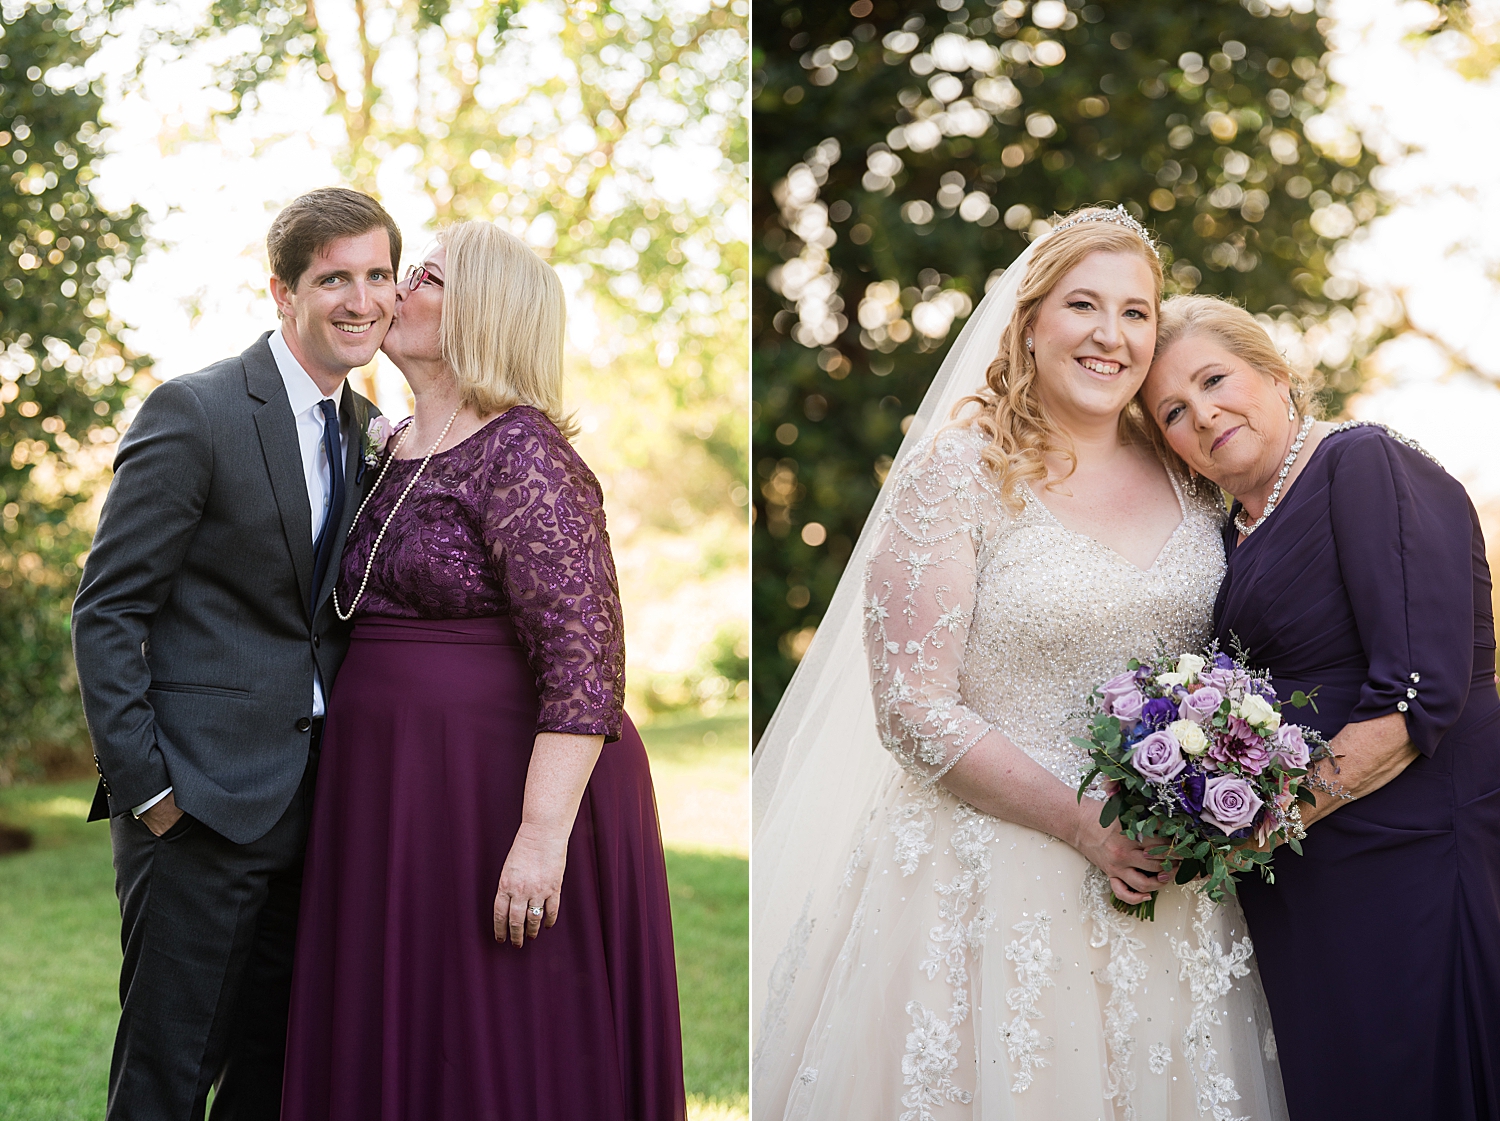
[281,406,686,1121]
[1216,423,1500,1121]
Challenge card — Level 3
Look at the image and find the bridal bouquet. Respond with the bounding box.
[1074,646,1328,920]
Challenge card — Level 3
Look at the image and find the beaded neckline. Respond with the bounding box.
[1229,420,1441,547]
[1324,420,1441,465]
[1021,467,1191,575]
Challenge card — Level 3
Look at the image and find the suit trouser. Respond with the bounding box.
[106,736,320,1121]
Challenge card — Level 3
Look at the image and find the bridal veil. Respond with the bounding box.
[750,235,1039,1088]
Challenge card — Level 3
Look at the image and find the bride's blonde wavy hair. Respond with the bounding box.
[949,206,1165,512]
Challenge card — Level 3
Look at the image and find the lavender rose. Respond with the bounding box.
[1101,670,1140,712]
[1272,723,1311,769]
[1200,665,1237,692]
[1178,686,1225,725]
[1201,774,1264,834]
[1140,697,1178,730]
[1110,689,1146,723]
[1131,731,1187,784]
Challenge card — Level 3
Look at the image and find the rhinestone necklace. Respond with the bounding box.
[331,405,462,622]
[1234,414,1316,538]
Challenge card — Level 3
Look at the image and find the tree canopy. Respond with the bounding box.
[0,0,148,783]
[752,0,1385,737]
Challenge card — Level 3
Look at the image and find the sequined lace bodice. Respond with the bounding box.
[338,406,624,739]
[864,424,1226,788]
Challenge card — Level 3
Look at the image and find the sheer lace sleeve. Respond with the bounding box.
[863,427,1008,783]
[481,409,625,740]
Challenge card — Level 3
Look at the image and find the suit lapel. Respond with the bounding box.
[245,335,315,617]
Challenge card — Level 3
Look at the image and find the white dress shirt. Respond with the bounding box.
[133,329,347,818]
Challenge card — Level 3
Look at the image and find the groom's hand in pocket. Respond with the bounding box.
[140,791,185,837]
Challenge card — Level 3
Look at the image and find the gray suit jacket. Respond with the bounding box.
[73,333,376,844]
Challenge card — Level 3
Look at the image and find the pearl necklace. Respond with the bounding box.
[331,405,462,622]
[1234,414,1316,538]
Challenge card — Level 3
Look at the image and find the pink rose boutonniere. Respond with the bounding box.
[362,415,395,473]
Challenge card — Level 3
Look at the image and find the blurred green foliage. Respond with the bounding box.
[752,0,1387,737]
[0,1,149,783]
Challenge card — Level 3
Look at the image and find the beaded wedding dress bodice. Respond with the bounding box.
[865,424,1226,791]
[761,426,1287,1121]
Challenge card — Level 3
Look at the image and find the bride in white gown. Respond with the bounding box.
[752,207,1287,1121]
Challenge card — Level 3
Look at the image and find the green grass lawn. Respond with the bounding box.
[645,705,750,1118]
[0,705,748,1120]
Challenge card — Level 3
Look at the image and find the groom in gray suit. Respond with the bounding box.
[72,187,400,1120]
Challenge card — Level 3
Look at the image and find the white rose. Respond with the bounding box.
[1168,719,1209,756]
[1175,654,1207,679]
[1238,694,1277,728]
[1155,672,1188,688]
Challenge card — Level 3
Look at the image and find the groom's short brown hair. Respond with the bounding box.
[267,188,402,290]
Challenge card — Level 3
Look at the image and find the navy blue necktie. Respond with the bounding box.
[310,398,346,616]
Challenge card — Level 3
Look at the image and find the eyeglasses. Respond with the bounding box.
[402,265,445,292]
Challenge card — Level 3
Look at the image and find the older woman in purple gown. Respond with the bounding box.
[281,222,685,1120]
[1141,294,1500,1121]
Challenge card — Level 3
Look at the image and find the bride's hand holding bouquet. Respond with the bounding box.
[1075,646,1327,919]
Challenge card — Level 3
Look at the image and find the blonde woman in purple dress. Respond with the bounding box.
[282,223,685,1120]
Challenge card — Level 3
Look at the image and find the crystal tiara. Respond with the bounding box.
[1046,204,1160,258]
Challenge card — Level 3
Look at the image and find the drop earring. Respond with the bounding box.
[1287,400,1296,422]
[1025,337,1033,352]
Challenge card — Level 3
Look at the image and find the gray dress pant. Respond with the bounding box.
[106,740,319,1121]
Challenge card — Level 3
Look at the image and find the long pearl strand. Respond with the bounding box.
[331,405,462,622]
[1234,414,1316,538]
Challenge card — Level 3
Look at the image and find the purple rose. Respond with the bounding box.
[1140,697,1178,730]
[1110,689,1146,722]
[1176,765,1206,815]
[1212,653,1235,670]
[1131,731,1187,784]
[1201,774,1265,834]
[1178,686,1225,725]
[1101,671,1140,711]
[1207,717,1272,775]
[1200,665,1236,692]
[1272,724,1310,769]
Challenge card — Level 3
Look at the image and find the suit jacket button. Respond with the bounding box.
[296,717,312,732]
[313,633,321,648]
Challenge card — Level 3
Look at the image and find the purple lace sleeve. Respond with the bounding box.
[482,411,625,740]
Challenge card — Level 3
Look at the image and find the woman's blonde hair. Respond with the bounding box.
[1142,294,1322,472]
[438,221,577,438]
[951,206,1165,511]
